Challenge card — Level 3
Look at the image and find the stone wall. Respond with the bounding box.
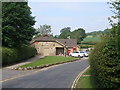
[33,41,64,56]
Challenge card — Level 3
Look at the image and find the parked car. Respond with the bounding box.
[69,51,83,58]
[79,51,88,57]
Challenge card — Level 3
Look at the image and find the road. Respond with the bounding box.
[2,58,89,88]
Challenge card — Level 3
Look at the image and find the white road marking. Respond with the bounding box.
[71,65,90,89]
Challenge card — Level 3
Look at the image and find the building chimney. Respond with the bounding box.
[67,36,70,39]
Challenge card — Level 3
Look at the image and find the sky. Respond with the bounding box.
[28,1,113,35]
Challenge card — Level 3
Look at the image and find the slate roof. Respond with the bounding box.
[31,35,77,47]
[56,39,77,47]
[33,35,55,42]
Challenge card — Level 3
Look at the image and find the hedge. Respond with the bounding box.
[17,46,37,61]
[2,46,37,66]
[2,47,18,65]
[89,36,120,88]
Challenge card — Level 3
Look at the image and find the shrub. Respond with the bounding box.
[2,47,18,65]
[17,46,37,61]
[2,46,37,66]
[89,36,120,88]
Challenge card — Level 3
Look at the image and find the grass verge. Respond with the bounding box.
[75,67,97,88]
[20,56,77,68]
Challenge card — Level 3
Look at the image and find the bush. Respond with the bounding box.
[17,46,37,61]
[89,36,120,88]
[2,47,18,65]
[2,46,37,66]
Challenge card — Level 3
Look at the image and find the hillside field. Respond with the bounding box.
[80,35,101,49]
[81,35,101,45]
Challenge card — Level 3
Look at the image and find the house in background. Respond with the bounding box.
[30,35,79,56]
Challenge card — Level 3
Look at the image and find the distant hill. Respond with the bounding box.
[81,29,111,46]
[87,29,111,37]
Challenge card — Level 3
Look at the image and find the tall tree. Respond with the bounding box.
[70,28,86,44]
[58,27,71,39]
[108,0,120,50]
[108,0,120,26]
[36,24,52,35]
[2,1,36,48]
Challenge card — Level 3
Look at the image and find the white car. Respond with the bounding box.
[69,51,83,58]
[79,51,88,57]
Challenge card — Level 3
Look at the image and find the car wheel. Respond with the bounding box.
[78,55,81,58]
[83,54,86,57]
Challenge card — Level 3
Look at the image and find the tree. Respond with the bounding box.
[70,28,86,44]
[108,0,120,26]
[58,27,71,39]
[36,24,52,35]
[58,27,86,43]
[108,0,120,53]
[2,1,36,48]
[54,35,59,38]
[60,27,71,33]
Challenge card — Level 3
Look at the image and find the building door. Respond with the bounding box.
[56,47,64,55]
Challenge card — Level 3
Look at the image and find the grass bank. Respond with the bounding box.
[20,56,77,68]
[75,68,97,88]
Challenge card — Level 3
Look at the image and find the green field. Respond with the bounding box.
[20,56,77,67]
[81,35,101,45]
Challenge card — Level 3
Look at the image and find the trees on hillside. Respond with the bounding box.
[2,2,36,48]
[87,29,111,37]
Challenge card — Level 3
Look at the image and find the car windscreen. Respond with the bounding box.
[73,52,79,53]
[80,51,84,53]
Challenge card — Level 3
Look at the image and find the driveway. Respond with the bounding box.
[2,57,89,88]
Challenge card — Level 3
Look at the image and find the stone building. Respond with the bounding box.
[30,35,79,56]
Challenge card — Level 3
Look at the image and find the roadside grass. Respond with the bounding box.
[83,68,91,75]
[75,67,97,89]
[20,56,77,68]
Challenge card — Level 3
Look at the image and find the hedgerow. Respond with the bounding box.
[17,46,37,61]
[2,46,37,66]
[89,35,120,88]
[2,47,18,65]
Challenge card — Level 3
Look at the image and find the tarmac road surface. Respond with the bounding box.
[2,57,89,88]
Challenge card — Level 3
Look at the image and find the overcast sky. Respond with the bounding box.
[28,1,113,35]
